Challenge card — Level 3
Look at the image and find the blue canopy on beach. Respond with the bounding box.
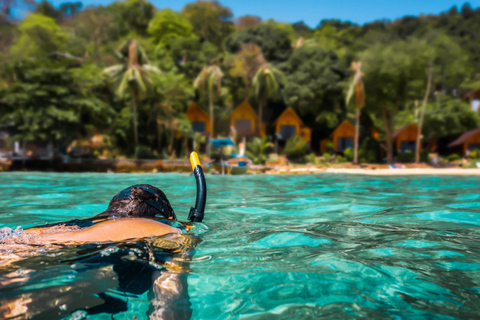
[210,138,235,148]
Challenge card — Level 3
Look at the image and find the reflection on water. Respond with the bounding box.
[1,173,480,319]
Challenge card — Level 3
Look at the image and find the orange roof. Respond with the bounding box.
[448,128,480,147]
[230,101,259,120]
[273,107,305,126]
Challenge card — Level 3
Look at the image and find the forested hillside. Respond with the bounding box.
[1,0,480,161]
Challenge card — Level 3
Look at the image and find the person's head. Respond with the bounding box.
[95,184,176,220]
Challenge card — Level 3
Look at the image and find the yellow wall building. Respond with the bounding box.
[274,107,311,142]
[448,128,480,156]
[320,120,379,153]
[186,102,211,136]
[393,123,419,153]
[229,101,265,137]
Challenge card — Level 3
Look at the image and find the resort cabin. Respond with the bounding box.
[273,107,311,142]
[229,101,265,137]
[448,128,480,156]
[463,90,480,112]
[393,124,419,153]
[186,102,211,136]
[320,120,379,153]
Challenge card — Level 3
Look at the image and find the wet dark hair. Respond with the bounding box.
[94,184,176,220]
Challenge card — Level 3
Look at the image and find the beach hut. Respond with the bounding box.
[273,107,311,142]
[186,102,211,136]
[229,101,265,137]
[448,128,480,156]
[392,123,419,153]
[320,120,379,153]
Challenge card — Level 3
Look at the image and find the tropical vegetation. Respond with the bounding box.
[1,0,480,163]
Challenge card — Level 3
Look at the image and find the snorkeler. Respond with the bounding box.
[23,152,207,244]
[0,152,206,320]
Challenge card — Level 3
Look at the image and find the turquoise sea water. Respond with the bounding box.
[1,172,480,319]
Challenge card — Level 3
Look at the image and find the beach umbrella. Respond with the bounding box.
[210,138,235,148]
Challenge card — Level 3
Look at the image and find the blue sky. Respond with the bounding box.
[46,0,480,27]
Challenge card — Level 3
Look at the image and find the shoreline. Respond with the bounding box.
[2,159,479,175]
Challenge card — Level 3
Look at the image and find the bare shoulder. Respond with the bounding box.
[40,218,182,243]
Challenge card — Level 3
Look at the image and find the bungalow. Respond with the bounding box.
[448,128,480,156]
[392,123,419,153]
[186,102,211,136]
[320,120,379,153]
[229,101,265,137]
[273,107,311,142]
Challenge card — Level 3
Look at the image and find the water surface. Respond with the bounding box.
[1,172,480,319]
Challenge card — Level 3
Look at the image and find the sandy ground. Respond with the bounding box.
[263,167,480,175]
[324,168,480,175]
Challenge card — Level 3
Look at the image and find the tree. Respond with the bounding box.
[252,65,285,135]
[246,136,273,164]
[283,45,346,128]
[147,9,194,48]
[423,96,480,139]
[361,39,432,163]
[149,67,194,153]
[194,65,223,137]
[169,37,218,80]
[182,1,234,48]
[346,61,365,164]
[10,13,69,58]
[0,59,108,147]
[103,39,160,147]
[235,15,261,31]
[415,62,433,163]
[228,44,266,100]
[224,24,292,62]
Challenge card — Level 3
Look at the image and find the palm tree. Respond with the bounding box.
[103,39,160,147]
[194,65,222,138]
[346,61,365,165]
[416,62,433,164]
[252,65,285,136]
[246,136,273,164]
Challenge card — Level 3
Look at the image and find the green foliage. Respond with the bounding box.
[2,2,480,162]
[284,136,308,159]
[182,1,234,47]
[336,155,347,163]
[469,150,480,160]
[447,153,461,162]
[322,152,333,160]
[135,145,156,159]
[283,45,346,128]
[10,13,69,58]
[245,136,273,164]
[397,152,415,163]
[343,147,353,161]
[0,59,108,145]
[305,152,316,164]
[325,141,334,153]
[224,24,292,62]
[358,137,380,163]
[107,0,155,36]
[169,37,218,79]
[423,96,480,138]
[148,9,194,48]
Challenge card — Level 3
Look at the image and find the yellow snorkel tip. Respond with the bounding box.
[190,151,201,171]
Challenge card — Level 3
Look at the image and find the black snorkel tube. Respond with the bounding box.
[188,152,207,222]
